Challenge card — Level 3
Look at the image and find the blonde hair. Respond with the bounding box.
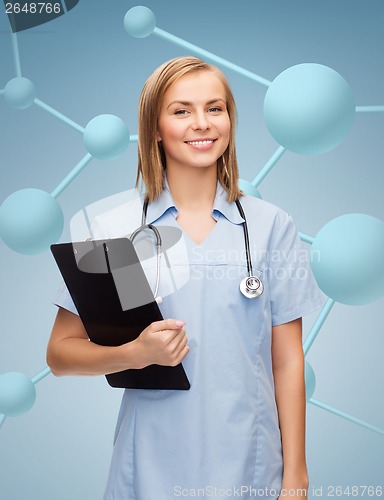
[135,56,242,202]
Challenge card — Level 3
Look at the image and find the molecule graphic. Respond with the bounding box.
[0,5,384,441]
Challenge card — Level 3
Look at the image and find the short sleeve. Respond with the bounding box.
[53,281,79,315]
[267,214,326,326]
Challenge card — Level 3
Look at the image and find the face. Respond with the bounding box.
[157,70,231,173]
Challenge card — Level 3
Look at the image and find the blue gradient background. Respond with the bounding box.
[0,1,383,499]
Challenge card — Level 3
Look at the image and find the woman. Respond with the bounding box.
[47,56,325,499]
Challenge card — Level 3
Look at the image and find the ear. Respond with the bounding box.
[156,131,162,142]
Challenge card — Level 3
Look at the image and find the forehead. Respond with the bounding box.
[163,70,226,102]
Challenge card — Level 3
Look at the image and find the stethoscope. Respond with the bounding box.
[129,197,264,301]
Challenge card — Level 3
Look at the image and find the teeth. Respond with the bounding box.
[187,140,214,145]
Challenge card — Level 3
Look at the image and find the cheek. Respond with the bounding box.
[225,117,231,134]
[158,120,183,143]
[221,119,231,145]
[219,116,231,137]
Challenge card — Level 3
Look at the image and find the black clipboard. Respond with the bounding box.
[50,238,190,390]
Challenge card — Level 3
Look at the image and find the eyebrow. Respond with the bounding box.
[166,98,226,109]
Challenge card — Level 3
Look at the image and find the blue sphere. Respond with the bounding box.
[124,6,156,38]
[304,361,316,401]
[0,372,36,417]
[83,114,130,160]
[0,188,64,255]
[4,77,36,110]
[311,214,384,305]
[264,63,355,155]
[238,179,262,199]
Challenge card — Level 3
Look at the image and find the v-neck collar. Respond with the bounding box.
[145,173,245,226]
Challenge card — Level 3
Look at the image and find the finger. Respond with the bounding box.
[162,327,186,346]
[172,332,188,354]
[173,345,190,365]
[170,335,189,361]
[165,330,186,356]
[148,318,186,333]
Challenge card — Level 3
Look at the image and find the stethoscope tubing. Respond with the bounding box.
[130,220,162,300]
[134,195,262,300]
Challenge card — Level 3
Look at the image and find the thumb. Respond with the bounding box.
[149,319,186,333]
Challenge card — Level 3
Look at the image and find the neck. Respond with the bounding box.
[166,165,217,211]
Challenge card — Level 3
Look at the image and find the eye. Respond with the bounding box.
[208,107,222,113]
[174,109,189,115]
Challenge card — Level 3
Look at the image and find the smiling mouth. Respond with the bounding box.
[185,139,216,145]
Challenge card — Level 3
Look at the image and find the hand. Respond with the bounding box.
[132,319,189,369]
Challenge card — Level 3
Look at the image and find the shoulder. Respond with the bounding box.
[92,193,145,239]
[238,194,292,232]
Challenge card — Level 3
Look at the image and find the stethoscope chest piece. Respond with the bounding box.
[240,275,264,299]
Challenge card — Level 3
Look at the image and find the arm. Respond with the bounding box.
[46,307,189,377]
[272,317,309,498]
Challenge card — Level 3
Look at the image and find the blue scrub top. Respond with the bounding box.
[54,178,326,500]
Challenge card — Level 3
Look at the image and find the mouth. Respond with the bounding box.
[184,139,217,147]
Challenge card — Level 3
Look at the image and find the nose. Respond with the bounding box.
[191,110,210,131]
